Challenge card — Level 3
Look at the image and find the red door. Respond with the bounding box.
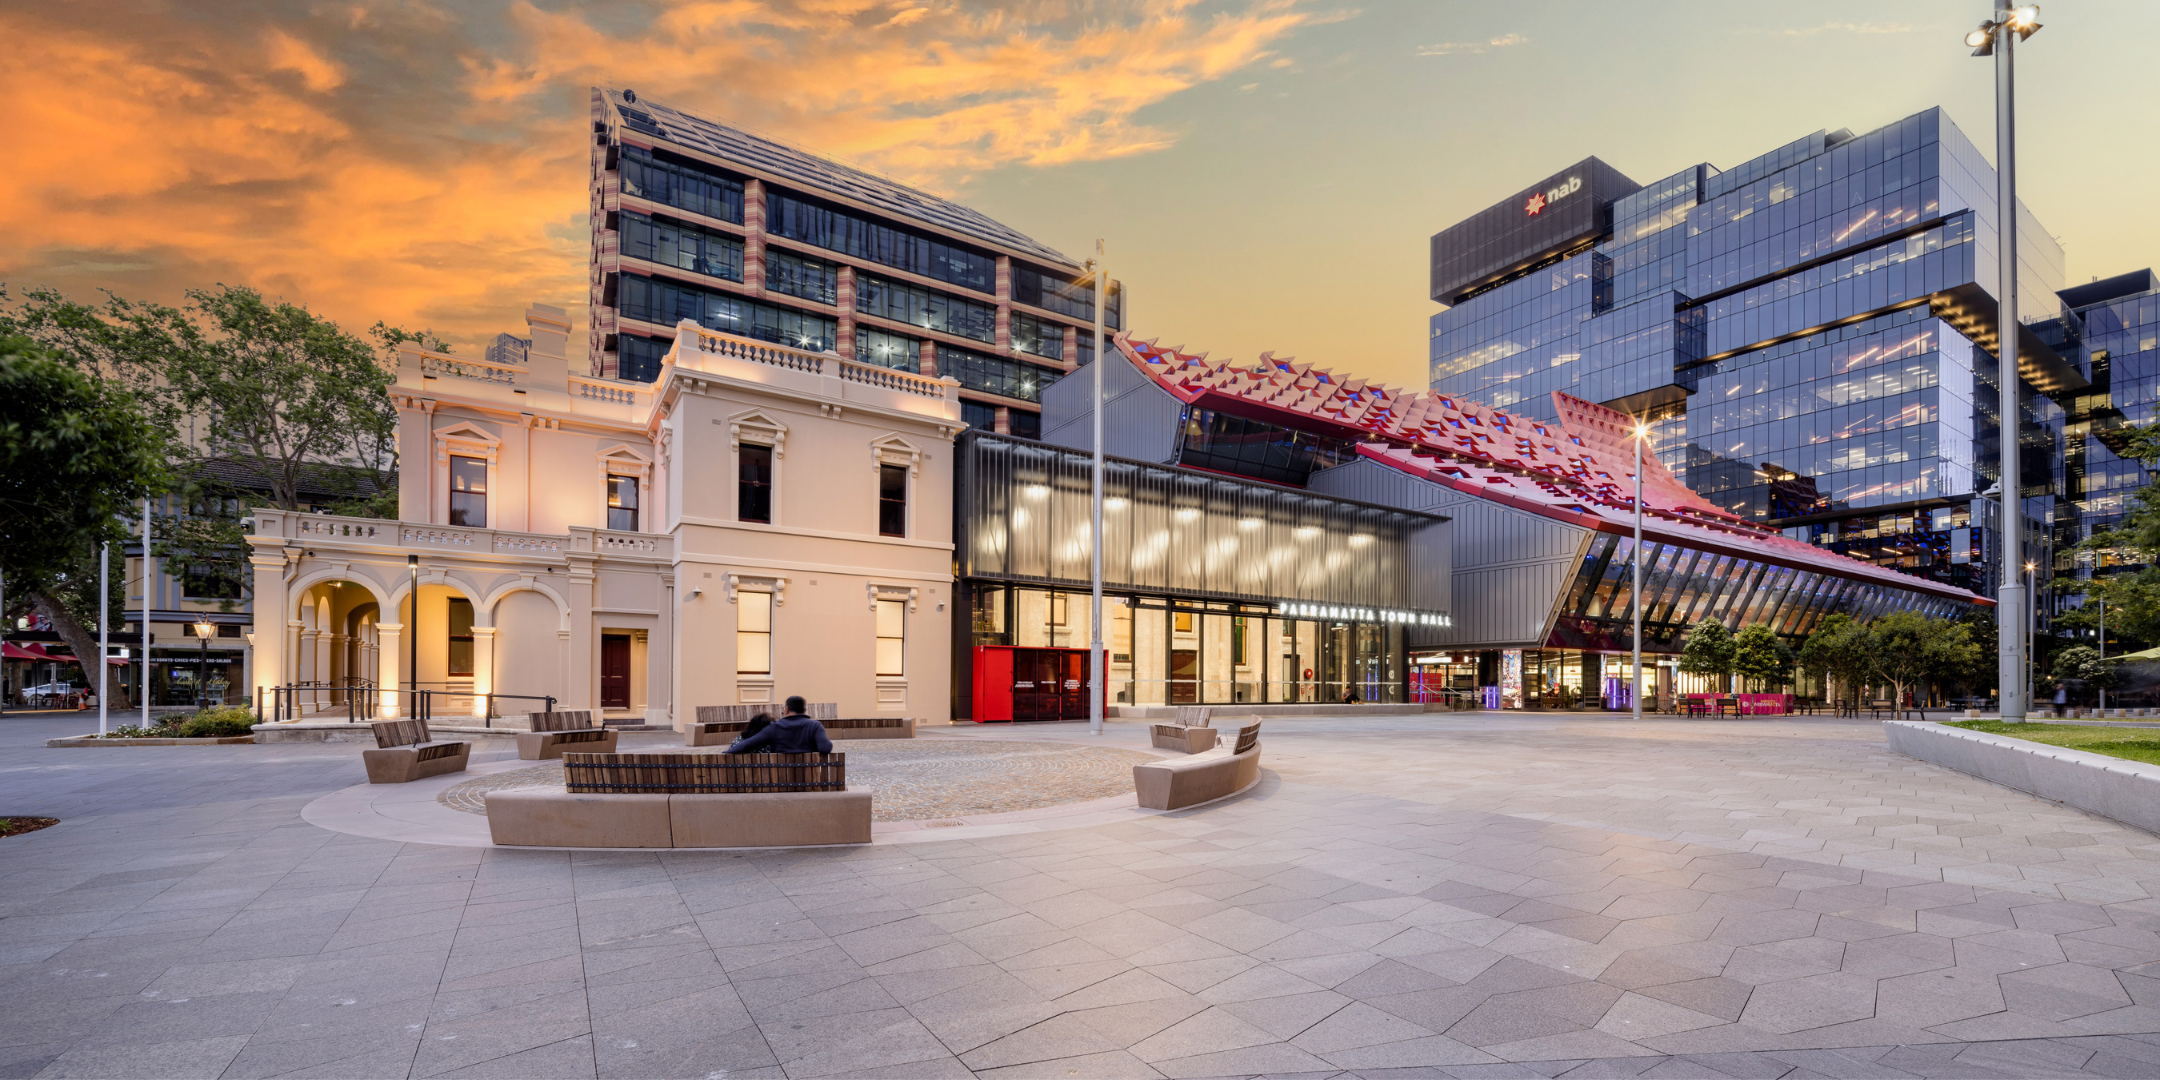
[600,635,631,710]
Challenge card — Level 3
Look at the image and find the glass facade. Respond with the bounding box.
[969,586,1403,706]
[941,345,1060,403]
[617,274,838,354]
[2043,274,2160,587]
[617,210,743,283]
[1546,532,1967,655]
[1013,265,1122,329]
[855,273,997,342]
[1176,407,1361,486]
[618,147,745,224]
[1428,107,2073,599]
[959,429,1443,709]
[764,249,839,306]
[958,432,1446,610]
[765,189,995,292]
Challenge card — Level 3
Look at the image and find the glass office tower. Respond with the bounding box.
[2041,269,2160,587]
[1427,108,2091,599]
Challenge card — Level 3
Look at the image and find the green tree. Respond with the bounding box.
[1731,624,1797,693]
[1798,613,1871,712]
[1678,620,1736,693]
[0,336,168,703]
[1867,611,1979,721]
[2051,645,2123,704]
[163,285,400,512]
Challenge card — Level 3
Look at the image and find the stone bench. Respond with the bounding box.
[684,704,910,746]
[1151,706,1235,753]
[361,719,471,784]
[485,751,870,848]
[1134,722,1262,810]
[516,710,617,760]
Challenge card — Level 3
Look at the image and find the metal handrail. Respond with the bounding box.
[254,684,555,725]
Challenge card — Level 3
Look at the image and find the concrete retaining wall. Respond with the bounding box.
[1884,720,2160,835]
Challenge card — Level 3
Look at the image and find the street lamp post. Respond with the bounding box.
[1967,4,2043,721]
[191,618,216,709]
[1088,242,1106,738]
[1632,423,1646,721]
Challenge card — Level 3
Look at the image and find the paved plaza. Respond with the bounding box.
[6,712,2160,1079]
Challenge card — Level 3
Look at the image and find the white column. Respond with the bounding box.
[470,626,496,718]
[375,622,403,718]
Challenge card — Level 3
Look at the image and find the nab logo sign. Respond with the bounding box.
[1524,176,1583,216]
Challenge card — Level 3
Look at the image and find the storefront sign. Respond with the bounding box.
[1500,650,1522,709]
[1276,602,1449,627]
[1524,176,1582,216]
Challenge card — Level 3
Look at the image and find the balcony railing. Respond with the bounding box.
[255,511,672,561]
[673,320,958,402]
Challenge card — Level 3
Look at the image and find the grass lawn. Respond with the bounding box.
[1945,720,2160,767]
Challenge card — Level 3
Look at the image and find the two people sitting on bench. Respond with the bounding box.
[725,696,833,754]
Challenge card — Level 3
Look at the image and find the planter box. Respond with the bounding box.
[1884,720,2160,835]
[47,734,255,747]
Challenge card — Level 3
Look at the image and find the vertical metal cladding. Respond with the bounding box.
[959,433,1445,610]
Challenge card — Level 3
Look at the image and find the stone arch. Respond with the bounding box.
[480,576,572,632]
[386,569,486,620]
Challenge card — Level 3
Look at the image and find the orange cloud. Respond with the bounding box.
[0,1,1321,352]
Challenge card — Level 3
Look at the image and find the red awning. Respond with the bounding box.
[3,642,52,660]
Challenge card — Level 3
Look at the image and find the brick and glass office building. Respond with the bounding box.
[587,87,1119,439]
[1425,108,2102,603]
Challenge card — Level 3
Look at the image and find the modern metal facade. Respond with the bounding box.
[1426,108,2088,602]
[953,431,1450,713]
[1038,337,1980,677]
[586,87,1120,439]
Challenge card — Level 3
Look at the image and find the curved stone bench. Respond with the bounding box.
[1134,723,1262,810]
[484,751,870,848]
[484,789,871,847]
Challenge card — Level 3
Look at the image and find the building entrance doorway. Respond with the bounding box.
[600,634,631,709]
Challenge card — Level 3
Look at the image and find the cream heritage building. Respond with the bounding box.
[245,304,962,726]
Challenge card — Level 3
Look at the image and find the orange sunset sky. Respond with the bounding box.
[4,1,2156,391]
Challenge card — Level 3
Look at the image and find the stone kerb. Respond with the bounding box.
[1884,719,2160,835]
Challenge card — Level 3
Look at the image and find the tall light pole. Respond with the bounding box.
[142,499,153,726]
[98,542,109,735]
[1088,242,1106,737]
[1968,5,2042,721]
[192,618,216,708]
[1632,422,1646,720]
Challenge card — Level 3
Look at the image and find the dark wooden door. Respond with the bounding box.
[600,635,631,710]
[1170,649,1198,703]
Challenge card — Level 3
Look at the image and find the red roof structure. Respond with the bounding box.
[1113,335,1985,607]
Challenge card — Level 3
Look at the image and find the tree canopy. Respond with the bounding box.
[1678,621,1736,692]
[1731,623,1796,692]
[0,336,168,584]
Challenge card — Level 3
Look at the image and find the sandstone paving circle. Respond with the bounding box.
[436,737,1159,821]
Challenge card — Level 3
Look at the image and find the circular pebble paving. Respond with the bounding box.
[437,739,1160,822]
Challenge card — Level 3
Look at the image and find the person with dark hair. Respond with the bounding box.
[725,696,832,754]
[738,713,773,742]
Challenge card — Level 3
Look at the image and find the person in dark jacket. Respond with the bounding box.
[725,696,832,754]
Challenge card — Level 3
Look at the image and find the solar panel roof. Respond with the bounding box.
[600,88,1081,270]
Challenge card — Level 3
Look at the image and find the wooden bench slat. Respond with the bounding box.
[564,752,846,794]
